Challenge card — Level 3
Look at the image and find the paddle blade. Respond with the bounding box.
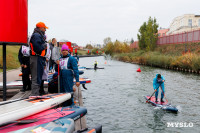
[17,119,39,124]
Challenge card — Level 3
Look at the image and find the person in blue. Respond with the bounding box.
[55,44,80,105]
[73,53,79,64]
[153,74,165,102]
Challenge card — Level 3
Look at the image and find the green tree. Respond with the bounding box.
[137,17,159,51]
[85,44,93,49]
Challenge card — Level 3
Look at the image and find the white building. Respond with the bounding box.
[167,14,200,35]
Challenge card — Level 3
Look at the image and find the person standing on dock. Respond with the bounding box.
[153,74,165,102]
[18,44,31,92]
[30,22,48,96]
[55,44,80,105]
[49,38,57,71]
[40,38,51,95]
[73,53,79,64]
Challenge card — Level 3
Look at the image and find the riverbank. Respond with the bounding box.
[113,43,200,74]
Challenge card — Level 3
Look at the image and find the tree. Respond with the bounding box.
[85,44,93,49]
[103,37,112,45]
[137,17,159,51]
[131,38,134,44]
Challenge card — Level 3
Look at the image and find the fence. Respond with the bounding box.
[157,29,200,45]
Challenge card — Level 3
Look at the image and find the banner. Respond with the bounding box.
[0,0,28,44]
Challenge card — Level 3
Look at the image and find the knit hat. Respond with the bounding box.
[61,44,69,51]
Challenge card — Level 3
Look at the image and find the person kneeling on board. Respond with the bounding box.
[153,74,165,102]
[18,44,31,92]
[55,44,80,106]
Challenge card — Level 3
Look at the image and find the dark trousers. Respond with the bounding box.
[22,67,31,91]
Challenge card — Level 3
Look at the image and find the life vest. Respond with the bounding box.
[21,45,30,57]
[30,42,46,56]
[59,57,69,70]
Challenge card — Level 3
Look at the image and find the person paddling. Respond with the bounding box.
[94,60,98,69]
[153,74,165,102]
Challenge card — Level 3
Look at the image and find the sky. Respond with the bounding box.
[28,0,200,46]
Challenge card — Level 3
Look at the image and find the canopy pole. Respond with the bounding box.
[3,43,7,101]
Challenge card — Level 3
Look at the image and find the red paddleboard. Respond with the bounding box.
[146,96,168,105]
[0,107,74,132]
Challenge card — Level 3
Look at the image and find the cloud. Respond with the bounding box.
[28,0,200,46]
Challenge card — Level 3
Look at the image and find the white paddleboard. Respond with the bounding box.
[0,93,71,125]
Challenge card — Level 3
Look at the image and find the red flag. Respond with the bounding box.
[88,50,90,53]
[96,51,98,54]
[75,49,77,53]
[71,47,73,53]
[0,0,28,44]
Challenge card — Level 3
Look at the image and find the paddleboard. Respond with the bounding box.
[0,93,71,125]
[74,125,102,133]
[0,106,87,132]
[145,96,178,113]
[0,78,91,89]
[10,118,75,133]
[86,67,104,70]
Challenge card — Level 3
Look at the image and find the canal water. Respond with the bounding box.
[79,56,200,133]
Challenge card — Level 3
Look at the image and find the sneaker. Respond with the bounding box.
[161,99,164,102]
[155,98,158,102]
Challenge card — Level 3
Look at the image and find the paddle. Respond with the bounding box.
[160,86,168,103]
[146,89,157,103]
[0,119,38,127]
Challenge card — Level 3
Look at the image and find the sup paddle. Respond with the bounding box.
[160,87,168,103]
[0,119,38,127]
[146,89,157,103]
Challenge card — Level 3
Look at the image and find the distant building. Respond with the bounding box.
[158,28,169,37]
[93,44,102,48]
[167,14,200,35]
[130,41,139,49]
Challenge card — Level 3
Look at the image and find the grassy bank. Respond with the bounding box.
[0,46,21,72]
[113,43,200,72]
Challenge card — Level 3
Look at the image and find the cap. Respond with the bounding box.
[36,22,49,29]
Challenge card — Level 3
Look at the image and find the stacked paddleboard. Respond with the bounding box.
[0,93,71,125]
[0,106,87,132]
[0,78,91,89]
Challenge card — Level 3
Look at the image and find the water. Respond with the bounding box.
[79,56,200,133]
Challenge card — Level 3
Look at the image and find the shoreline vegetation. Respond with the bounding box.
[105,41,200,74]
[103,17,200,74]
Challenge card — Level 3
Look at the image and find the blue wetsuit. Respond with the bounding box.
[153,74,165,100]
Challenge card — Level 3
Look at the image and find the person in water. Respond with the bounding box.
[153,74,165,102]
[55,44,80,105]
[94,60,98,69]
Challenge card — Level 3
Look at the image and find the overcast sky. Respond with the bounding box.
[28,0,200,46]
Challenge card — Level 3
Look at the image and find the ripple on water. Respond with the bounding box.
[80,57,200,133]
